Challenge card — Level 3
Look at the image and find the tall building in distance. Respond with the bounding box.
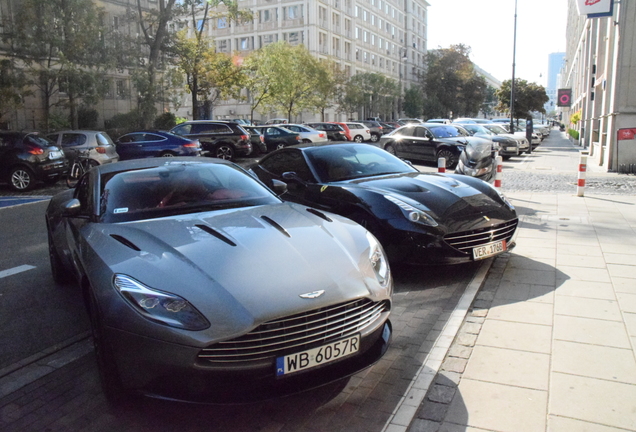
[545,52,565,114]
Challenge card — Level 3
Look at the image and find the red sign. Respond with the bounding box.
[618,128,636,141]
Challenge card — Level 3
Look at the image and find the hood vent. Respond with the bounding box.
[110,234,141,251]
[260,215,291,238]
[195,224,237,246]
[306,208,332,222]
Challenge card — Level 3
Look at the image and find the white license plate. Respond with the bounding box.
[506,147,517,151]
[49,151,63,160]
[473,240,507,260]
[276,334,360,376]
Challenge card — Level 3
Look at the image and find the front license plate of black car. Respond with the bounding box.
[276,334,360,376]
[473,240,507,260]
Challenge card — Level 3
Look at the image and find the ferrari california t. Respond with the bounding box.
[250,143,518,265]
[46,157,392,403]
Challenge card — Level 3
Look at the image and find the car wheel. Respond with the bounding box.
[215,145,234,160]
[86,288,129,406]
[370,134,379,143]
[160,151,176,157]
[436,149,458,169]
[9,166,35,191]
[302,139,312,144]
[48,229,71,285]
[276,143,286,150]
[385,144,397,156]
[353,135,364,143]
[348,210,385,244]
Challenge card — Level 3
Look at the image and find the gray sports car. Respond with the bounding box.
[46,158,392,403]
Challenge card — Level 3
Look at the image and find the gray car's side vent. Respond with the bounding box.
[195,224,237,246]
[260,215,291,238]
[306,208,332,222]
[110,234,141,252]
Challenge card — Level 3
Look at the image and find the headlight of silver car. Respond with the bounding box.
[384,195,438,227]
[113,275,210,330]
[366,232,390,288]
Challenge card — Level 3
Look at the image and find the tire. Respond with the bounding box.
[436,148,458,169]
[353,135,364,143]
[66,161,84,188]
[302,139,312,144]
[9,166,35,191]
[370,133,380,143]
[276,143,286,150]
[86,288,128,406]
[215,144,234,160]
[48,229,70,285]
[160,152,175,157]
[385,144,397,156]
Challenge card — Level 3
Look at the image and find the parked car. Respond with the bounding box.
[250,143,518,265]
[457,123,520,159]
[0,131,69,191]
[426,119,452,124]
[331,122,353,141]
[397,118,424,125]
[283,124,328,143]
[499,123,541,149]
[47,130,119,167]
[251,126,301,151]
[379,122,400,134]
[305,122,348,141]
[115,131,201,160]
[45,157,392,403]
[454,139,498,182]
[359,120,385,143]
[379,123,480,169]
[453,118,493,124]
[242,126,268,155]
[343,122,372,143]
[170,120,251,161]
[481,123,530,154]
[264,118,289,125]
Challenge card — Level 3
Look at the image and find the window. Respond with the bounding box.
[116,80,128,99]
[217,39,229,52]
[218,17,227,29]
[239,37,250,50]
[285,5,302,19]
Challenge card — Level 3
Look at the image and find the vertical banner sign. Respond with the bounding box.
[575,0,614,18]
[557,89,572,107]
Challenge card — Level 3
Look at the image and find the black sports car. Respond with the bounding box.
[250,143,518,265]
[46,157,392,403]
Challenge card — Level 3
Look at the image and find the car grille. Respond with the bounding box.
[444,219,518,254]
[198,298,390,363]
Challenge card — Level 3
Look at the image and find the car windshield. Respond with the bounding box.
[99,162,280,223]
[463,125,493,135]
[306,144,417,182]
[428,125,469,138]
[482,124,508,134]
[25,134,56,147]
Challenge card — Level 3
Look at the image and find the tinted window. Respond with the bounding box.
[260,151,314,182]
[96,133,115,146]
[171,124,191,135]
[25,134,55,147]
[191,123,231,134]
[61,133,87,147]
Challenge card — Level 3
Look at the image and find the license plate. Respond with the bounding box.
[506,147,517,151]
[49,151,63,160]
[276,334,360,376]
[473,240,507,260]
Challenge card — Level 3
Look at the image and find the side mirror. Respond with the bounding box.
[281,171,306,185]
[62,198,82,217]
[270,179,288,195]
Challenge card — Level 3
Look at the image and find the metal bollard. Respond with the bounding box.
[438,157,446,173]
[494,156,503,188]
[577,154,587,197]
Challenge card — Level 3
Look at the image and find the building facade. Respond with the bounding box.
[545,52,565,115]
[561,0,636,172]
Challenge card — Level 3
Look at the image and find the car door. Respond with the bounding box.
[116,133,146,160]
[58,132,89,160]
[407,126,437,161]
[389,126,416,158]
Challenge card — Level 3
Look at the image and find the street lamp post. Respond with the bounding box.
[398,48,408,119]
[510,0,518,135]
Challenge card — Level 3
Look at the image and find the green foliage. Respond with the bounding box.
[570,110,582,125]
[421,45,488,119]
[495,79,549,120]
[78,106,99,129]
[105,110,143,138]
[153,112,178,130]
[568,129,579,140]
[0,59,30,121]
[403,87,424,118]
[46,111,71,131]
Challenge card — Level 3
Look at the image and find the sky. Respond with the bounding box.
[426,0,569,87]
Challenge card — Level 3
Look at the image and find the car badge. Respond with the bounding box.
[299,290,325,299]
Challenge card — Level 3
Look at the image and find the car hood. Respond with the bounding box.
[343,172,512,230]
[89,203,381,340]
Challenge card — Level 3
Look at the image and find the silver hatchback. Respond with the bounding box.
[47,130,119,166]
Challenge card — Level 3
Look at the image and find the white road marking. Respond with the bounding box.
[0,265,36,279]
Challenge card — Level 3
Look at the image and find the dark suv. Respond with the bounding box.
[359,121,385,143]
[170,121,251,161]
[304,122,348,141]
[0,131,69,191]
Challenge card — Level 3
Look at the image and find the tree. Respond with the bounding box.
[0,59,29,124]
[421,44,487,119]
[6,0,111,130]
[311,60,348,121]
[403,87,424,118]
[340,72,399,120]
[495,79,549,120]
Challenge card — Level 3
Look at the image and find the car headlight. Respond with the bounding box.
[366,232,390,288]
[458,160,493,177]
[384,194,438,227]
[113,275,210,330]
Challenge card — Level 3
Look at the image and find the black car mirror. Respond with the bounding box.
[271,179,288,195]
[281,171,306,185]
[62,198,82,217]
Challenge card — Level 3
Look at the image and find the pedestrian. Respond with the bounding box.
[526,117,533,154]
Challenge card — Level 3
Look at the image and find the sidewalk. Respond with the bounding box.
[406,134,636,431]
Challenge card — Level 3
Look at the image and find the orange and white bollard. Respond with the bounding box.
[494,156,503,188]
[577,154,587,197]
[438,157,446,173]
